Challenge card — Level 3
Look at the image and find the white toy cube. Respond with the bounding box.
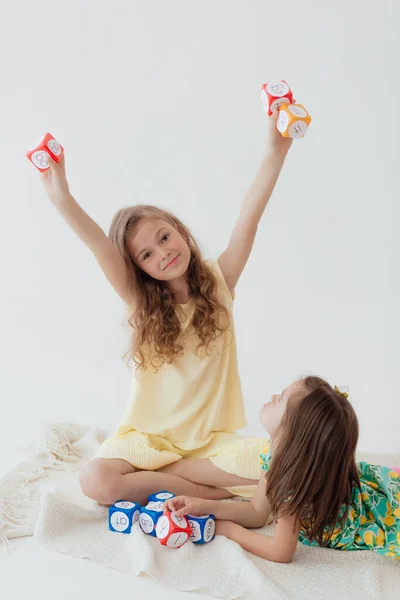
[261,81,293,115]
[148,490,176,503]
[109,500,140,534]
[156,511,192,548]
[277,103,312,138]
[26,132,64,172]
[187,513,216,544]
[139,501,164,537]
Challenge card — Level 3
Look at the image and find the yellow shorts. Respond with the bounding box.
[95,430,268,499]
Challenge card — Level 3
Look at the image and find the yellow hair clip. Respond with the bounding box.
[334,385,349,399]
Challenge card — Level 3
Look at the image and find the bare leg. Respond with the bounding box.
[80,458,234,506]
[159,458,258,488]
[116,471,233,505]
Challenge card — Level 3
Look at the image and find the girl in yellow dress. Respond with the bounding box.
[38,105,294,506]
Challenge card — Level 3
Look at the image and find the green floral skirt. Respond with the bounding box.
[260,444,400,558]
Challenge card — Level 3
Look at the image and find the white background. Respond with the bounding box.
[1,0,399,477]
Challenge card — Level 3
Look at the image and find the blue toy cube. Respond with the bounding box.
[109,500,141,534]
[148,490,176,503]
[187,513,216,544]
[139,500,165,537]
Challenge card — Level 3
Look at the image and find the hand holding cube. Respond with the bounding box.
[26,133,64,171]
[156,510,192,548]
[108,491,216,549]
[261,80,312,139]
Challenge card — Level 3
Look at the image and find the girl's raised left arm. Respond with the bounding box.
[218,109,294,291]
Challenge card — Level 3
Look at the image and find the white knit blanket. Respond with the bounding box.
[1,421,399,600]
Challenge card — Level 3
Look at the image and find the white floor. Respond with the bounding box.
[2,537,209,600]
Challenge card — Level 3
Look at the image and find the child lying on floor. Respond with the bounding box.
[164,376,400,563]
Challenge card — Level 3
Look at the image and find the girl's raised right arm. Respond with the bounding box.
[39,154,131,304]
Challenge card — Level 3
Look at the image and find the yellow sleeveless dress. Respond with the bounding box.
[96,259,267,497]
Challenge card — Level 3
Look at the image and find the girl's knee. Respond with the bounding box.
[79,459,123,505]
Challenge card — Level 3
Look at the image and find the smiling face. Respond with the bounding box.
[127,217,191,281]
[260,380,306,438]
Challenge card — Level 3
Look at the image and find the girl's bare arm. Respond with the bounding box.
[40,154,131,304]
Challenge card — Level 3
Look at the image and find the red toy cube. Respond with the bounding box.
[155,511,192,548]
[26,133,64,172]
[260,81,293,116]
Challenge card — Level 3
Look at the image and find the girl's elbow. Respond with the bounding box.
[274,554,293,564]
[266,547,295,564]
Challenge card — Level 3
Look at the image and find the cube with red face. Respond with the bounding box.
[260,81,293,116]
[155,510,192,548]
[26,133,63,172]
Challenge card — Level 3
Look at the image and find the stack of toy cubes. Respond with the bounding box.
[108,490,215,546]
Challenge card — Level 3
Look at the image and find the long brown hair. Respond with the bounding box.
[266,376,361,546]
[109,205,229,370]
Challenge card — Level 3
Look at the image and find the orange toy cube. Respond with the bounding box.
[26,133,64,172]
[261,81,293,116]
[277,104,312,139]
[155,511,192,548]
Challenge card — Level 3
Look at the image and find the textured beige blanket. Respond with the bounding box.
[1,421,399,599]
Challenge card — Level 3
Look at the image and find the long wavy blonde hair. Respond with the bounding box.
[109,205,229,370]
